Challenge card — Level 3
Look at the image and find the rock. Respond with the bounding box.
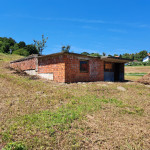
[107,82,113,84]
[77,82,82,84]
[97,84,107,86]
[145,85,150,88]
[126,82,131,84]
[117,86,126,91]
[36,91,44,95]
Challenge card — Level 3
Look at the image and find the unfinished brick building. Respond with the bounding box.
[10,52,130,83]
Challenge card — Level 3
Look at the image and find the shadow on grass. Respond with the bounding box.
[122,80,133,82]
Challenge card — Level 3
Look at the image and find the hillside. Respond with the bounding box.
[0,54,150,149]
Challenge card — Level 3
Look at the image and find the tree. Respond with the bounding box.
[114,54,118,57]
[25,44,39,55]
[90,53,101,57]
[102,52,106,56]
[1,43,10,53]
[13,48,29,56]
[61,45,70,52]
[7,38,16,46]
[13,43,19,51]
[18,41,26,48]
[138,50,147,61]
[81,52,90,55]
[33,35,48,55]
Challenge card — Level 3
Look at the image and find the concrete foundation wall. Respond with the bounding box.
[25,70,53,80]
[25,70,38,75]
[38,73,54,80]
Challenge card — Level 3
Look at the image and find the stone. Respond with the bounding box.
[107,82,113,84]
[117,86,126,91]
[145,85,150,88]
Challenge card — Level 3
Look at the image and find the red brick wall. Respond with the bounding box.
[38,55,65,82]
[10,54,125,83]
[64,54,104,83]
[10,58,37,71]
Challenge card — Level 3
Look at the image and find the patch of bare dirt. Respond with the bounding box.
[138,73,150,85]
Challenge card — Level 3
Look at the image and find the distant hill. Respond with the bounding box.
[0,37,39,56]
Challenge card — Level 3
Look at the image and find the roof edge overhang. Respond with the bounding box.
[101,56,132,63]
[38,52,100,59]
[10,54,39,63]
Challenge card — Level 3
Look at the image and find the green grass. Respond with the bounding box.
[1,95,144,149]
[0,53,23,62]
[125,73,147,76]
[2,142,27,150]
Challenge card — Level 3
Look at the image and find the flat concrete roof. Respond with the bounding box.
[10,54,38,63]
[101,56,131,63]
[10,52,132,63]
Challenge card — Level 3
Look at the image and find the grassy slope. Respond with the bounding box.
[0,54,150,149]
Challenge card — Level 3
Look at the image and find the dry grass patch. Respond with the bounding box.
[125,66,150,74]
[0,54,150,149]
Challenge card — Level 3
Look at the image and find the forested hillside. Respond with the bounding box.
[0,37,39,56]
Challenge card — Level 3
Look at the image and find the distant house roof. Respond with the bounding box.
[148,53,150,56]
[133,60,139,62]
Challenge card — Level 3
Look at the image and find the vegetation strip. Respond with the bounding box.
[125,73,147,76]
[1,95,144,149]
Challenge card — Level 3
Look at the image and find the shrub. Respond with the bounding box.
[126,61,150,66]
[12,49,29,56]
[2,142,27,150]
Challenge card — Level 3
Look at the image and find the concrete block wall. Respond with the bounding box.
[64,54,104,83]
[38,55,65,82]
[10,58,37,71]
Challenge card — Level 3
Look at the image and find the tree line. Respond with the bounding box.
[0,35,48,56]
[81,50,149,62]
[0,36,149,62]
[0,37,39,56]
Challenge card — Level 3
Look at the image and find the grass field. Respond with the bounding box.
[125,66,150,81]
[125,66,150,73]
[0,54,150,149]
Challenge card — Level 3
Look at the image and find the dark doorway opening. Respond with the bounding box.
[114,63,120,81]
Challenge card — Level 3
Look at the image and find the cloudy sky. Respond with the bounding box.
[1,0,150,55]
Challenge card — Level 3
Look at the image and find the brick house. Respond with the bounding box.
[10,52,130,83]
